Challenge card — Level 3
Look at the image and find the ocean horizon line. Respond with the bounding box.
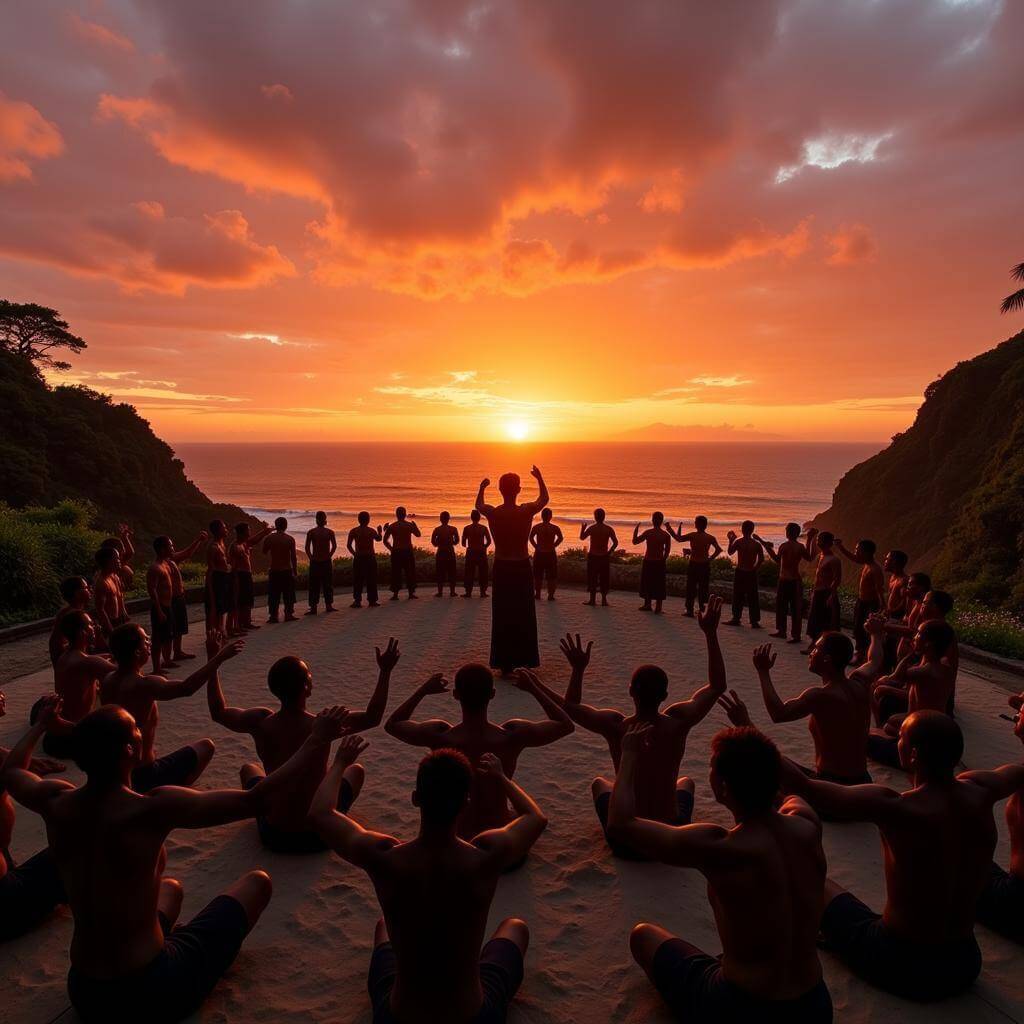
[173,438,887,447]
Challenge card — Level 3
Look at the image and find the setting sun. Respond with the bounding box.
[505,420,530,441]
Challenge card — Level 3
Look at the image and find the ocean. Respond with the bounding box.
[174,442,880,553]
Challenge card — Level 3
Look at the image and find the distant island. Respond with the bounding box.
[610,422,787,442]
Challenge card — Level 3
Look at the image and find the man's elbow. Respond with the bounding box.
[383,718,401,738]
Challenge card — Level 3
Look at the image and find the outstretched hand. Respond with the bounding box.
[752,644,777,673]
[33,693,62,728]
[698,594,723,635]
[865,612,887,637]
[559,632,593,671]
[30,755,67,776]
[334,734,368,768]
[718,689,752,727]
[376,637,401,673]
[621,722,654,755]
[420,673,449,696]
[477,752,506,779]
[530,465,542,480]
[312,705,351,741]
[512,668,540,692]
[213,638,244,664]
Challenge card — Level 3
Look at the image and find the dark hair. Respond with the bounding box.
[594,508,606,522]
[470,510,481,522]
[358,511,370,525]
[60,576,88,603]
[859,539,877,558]
[631,664,668,707]
[95,546,118,569]
[498,473,520,497]
[235,522,249,539]
[59,609,91,644]
[415,749,472,825]
[741,520,755,535]
[395,506,407,519]
[109,623,146,667]
[652,511,664,526]
[819,631,854,673]
[440,510,450,523]
[315,511,327,526]
[711,727,781,814]
[919,620,956,657]
[453,663,494,711]
[541,507,552,521]
[71,706,137,779]
[267,656,311,702]
[101,537,124,553]
[275,517,288,531]
[209,519,225,537]
[910,572,932,593]
[818,531,834,547]
[927,590,954,616]
[695,515,708,530]
[785,522,800,539]
[153,535,171,555]
[902,711,962,778]
[887,550,908,571]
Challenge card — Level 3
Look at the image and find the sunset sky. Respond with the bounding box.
[1,1,1022,443]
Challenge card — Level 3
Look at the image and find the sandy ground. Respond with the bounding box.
[2,587,1022,1024]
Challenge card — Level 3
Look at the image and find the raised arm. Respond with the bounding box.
[171,532,208,564]
[475,478,494,516]
[141,639,244,702]
[834,540,858,562]
[383,674,451,746]
[472,754,548,869]
[206,669,272,734]
[345,638,400,733]
[758,538,780,564]
[525,465,549,514]
[753,644,815,723]
[606,725,729,866]
[632,523,644,546]
[666,596,727,726]
[309,735,398,867]
[780,756,902,824]
[556,633,625,736]
[504,669,574,747]
[580,523,591,541]
[850,614,887,685]
[1,696,76,813]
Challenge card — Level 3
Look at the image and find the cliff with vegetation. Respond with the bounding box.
[811,330,1024,612]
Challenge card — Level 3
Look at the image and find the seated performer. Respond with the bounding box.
[529,507,563,601]
[304,511,337,615]
[310,743,544,1024]
[0,692,67,943]
[725,520,764,628]
[580,508,618,607]
[347,511,382,608]
[1,701,349,1023]
[431,512,460,598]
[757,523,813,644]
[541,600,724,855]
[634,512,672,614]
[667,515,721,617]
[610,724,833,1023]
[98,624,239,791]
[739,616,885,785]
[206,639,400,852]
[384,662,572,838]
[784,711,1024,1001]
[383,507,420,600]
[834,538,885,663]
[49,576,92,666]
[976,696,1024,943]
[461,509,492,599]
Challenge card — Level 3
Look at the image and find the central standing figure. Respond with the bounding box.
[476,466,548,675]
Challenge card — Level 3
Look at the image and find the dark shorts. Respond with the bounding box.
[975,862,1024,944]
[206,570,234,615]
[368,937,524,1024]
[640,559,667,602]
[132,745,200,794]
[650,938,833,1024]
[0,847,67,942]
[150,604,176,645]
[68,894,250,1024]
[171,595,189,636]
[594,787,694,859]
[42,730,77,759]
[233,570,255,609]
[866,733,901,769]
[532,550,557,584]
[243,777,353,854]
[821,892,981,1000]
[796,762,872,786]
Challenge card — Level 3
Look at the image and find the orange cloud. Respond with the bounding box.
[0,92,64,182]
[67,13,135,53]
[827,223,878,266]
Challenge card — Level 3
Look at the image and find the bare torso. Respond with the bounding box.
[350,525,378,554]
[530,522,560,553]
[485,504,536,561]
[306,526,335,561]
[639,528,670,562]
[605,713,690,821]
[462,523,489,552]
[100,671,160,763]
[229,541,253,572]
[683,531,717,564]
[807,678,871,779]
[812,553,840,591]
[388,521,417,552]
[264,533,295,572]
[206,540,229,573]
[250,710,330,829]
[584,522,614,555]
[55,650,109,722]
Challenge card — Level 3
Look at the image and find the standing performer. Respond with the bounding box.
[667,516,722,616]
[725,520,764,628]
[263,518,298,624]
[529,508,563,601]
[634,513,672,614]
[581,509,618,607]
[304,511,338,615]
[835,538,885,663]
[758,524,812,644]
[204,521,233,636]
[802,530,841,653]
[347,512,382,608]
[461,510,492,599]
[431,512,460,598]
[228,522,272,635]
[476,466,548,674]
[383,507,420,601]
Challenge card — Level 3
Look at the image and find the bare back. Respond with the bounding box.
[807,678,871,779]
[607,713,690,821]
[100,671,160,763]
[251,711,330,829]
[55,650,108,722]
[485,503,536,561]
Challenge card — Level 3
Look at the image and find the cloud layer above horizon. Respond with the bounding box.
[1,0,1022,441]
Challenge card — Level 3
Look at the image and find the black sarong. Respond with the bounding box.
[490,558,539,671]
[640,559,667,602]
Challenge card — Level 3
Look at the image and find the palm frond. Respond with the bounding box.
[1011,261,1024,283]
[1001,287,1024,314]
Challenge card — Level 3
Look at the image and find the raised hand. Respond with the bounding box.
[420,672,449,696]
[33,693,63,728]
[718,689,752,727]
[752,644,777,673]
[512,668,540,692]
[621,722,654,755]
[312,705,351,741]
[30,755,67,776]
[477,752,506,779]
[530,465,541,480]
[480,478,490,489]
[698,594,723,635]
[334,734,368,767]
[376,637,401,673]
[865,612,886,636]
[214,638,244,663]
[558,632,593,671]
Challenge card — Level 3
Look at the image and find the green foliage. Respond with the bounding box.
[951,604,1024,661]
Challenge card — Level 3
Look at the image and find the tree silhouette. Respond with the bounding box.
[0,300,86,371]
[1001,262,1024,315]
